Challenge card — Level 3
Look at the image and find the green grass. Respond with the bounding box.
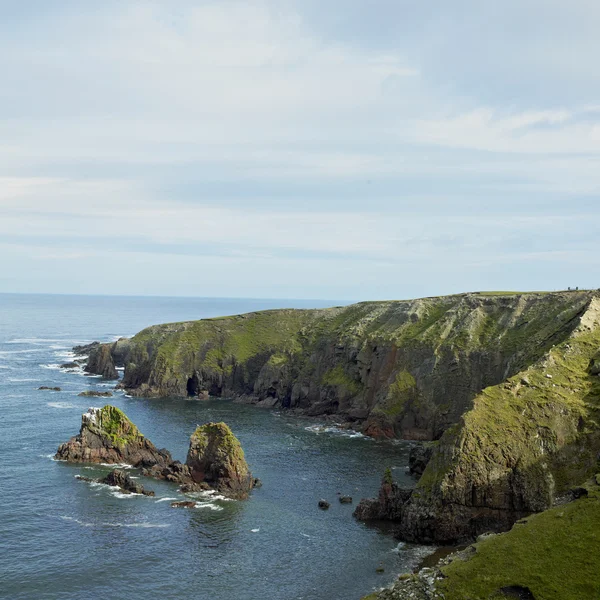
[438,482,600,600]
[321,364,362,395]
[94,405,143,448]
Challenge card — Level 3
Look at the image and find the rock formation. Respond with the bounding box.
[85,344,118,379]
[78,390,113,397]
[185,422,253,499]
[58,408,256,500]
[77,469,155,496]
[55,406,172,468]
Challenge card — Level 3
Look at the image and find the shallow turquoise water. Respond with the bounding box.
[0,294,429,600]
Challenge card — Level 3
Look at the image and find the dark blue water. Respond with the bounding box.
[0,294,430,600]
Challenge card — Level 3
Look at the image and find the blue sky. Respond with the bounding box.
[1,0,599,300]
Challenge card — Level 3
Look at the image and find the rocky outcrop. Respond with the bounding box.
[55,406,172,468]
[354,469,413,521]
[39,386,61,391]
[85,344,118,379]
[77,469,155,496]
[185,422,253,499]
[78,390,113,397]
[58,407,256,500]
[141,422,254,499]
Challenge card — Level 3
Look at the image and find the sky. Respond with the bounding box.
[1,0,599,301]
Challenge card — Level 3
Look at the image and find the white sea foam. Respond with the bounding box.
[40,363,61,371]
[194,502,223,511]
[40,453,61,461]
[47,402,78,409]
[7,377,40,382]
[99,462,134,469]
[196,490,233,502]
[0,348,47,355]
[60,516,168,528]
[155,497,178,503]
[304,423,371,440]
[391,542,406,554]
[251,528,260,533]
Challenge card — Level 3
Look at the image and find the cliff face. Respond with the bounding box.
[357,297,600,542]
[84,290,600,542]
[113,291,593,441]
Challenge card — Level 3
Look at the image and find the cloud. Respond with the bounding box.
[0,1,599,298]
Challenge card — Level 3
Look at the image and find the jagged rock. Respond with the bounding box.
[318,499,330,509]
[339,496,353,504]
[354,469,412,521]
[39,386,61,391]
[408,443,433,476]
[73,342,100,356]
[78,390,113,397]
[77,469,155,496]
[55,406,172,468]
[185,422,253,500]
[85,344,118,379]
[60,362,79,369]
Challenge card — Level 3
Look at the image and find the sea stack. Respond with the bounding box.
[185,422,253,500]
[55,405,172,468]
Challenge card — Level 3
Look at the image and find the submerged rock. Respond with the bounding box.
[78,390,113,397]
[171,501,196,508]
[60,362,79,370]
[77,469,155,496]
[55,406,172,468]
[39,386,61,391]
[185,422,253,500]
[318,499,330,509]
[339,496,353,504]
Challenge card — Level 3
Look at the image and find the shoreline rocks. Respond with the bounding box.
[78,390,113,397]
[77,469,155,496]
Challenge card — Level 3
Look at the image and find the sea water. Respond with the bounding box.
[0,293,430,600]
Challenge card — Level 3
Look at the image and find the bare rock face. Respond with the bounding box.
[185,422,253,500]
[354,468,412,521]
[408,443,433,477]
[85,344,118,379]
[55,406,172,468]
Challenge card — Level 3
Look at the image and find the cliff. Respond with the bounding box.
[83,290,600,541]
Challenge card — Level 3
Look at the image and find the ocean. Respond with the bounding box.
[0,293,429,600]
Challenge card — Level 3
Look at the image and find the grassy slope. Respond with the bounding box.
[438,480,600,600]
